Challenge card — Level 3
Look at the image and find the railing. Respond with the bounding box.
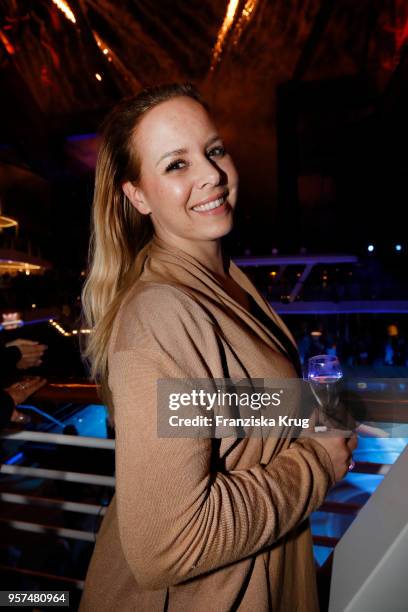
[0,380,406,601]
[0,426,393,551]
[31,381,408,423]
[0,389,113,597]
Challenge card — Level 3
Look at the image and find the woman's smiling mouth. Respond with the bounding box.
[191,191,229,214]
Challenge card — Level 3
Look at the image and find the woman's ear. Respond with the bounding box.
[122,181,151,215]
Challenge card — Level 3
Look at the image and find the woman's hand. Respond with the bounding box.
[5,376,47,406]
[312,432,358,483]
[5,339,48,369]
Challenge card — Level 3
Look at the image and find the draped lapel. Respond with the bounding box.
[136,235,300,372]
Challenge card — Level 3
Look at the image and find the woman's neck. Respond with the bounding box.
[153,233,229,279]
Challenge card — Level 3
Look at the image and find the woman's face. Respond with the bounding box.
[123,96,239,249]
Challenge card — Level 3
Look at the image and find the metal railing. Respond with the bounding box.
[0,415,114,590]
[0,427,394,552]
[0,383,405,587]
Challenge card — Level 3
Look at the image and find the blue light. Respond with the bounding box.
[395,244,402,252]
[312,436,408,566]
[66,133,97,142]
[0,316,54,331]
[17,404,65,428]
[367,244,375,253]
[4,451,24,465]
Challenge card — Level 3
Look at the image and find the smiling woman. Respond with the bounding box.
[121,95,238,255]
[79,82,356,612]
[81,83,242,393]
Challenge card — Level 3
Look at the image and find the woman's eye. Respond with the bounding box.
[208,145,225,158]
[165,159,187,172]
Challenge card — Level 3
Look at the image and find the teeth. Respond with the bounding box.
[192,195,226,212]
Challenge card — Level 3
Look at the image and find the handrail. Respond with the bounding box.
[1,430,114,449]
[0,423,399,572]
[0,451,390,483]
[0,378,403,596]
[0,426,397,479]
[0,563,84,588]
[0,464,115,487]
[0,492,107,515]
[26,381,408,423]
[31,382,100,403]
[0,517,96,542]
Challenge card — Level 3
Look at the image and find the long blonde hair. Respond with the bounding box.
[81,83,206,416]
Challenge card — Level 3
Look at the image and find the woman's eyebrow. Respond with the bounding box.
[155,135,221,167]
[156,147,187,167]
[205,134,222,147]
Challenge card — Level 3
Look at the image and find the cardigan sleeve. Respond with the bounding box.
[109,284,335,590]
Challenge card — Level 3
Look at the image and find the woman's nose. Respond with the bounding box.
[196,156,223,189]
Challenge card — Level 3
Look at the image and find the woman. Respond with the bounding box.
[80,83,356,611]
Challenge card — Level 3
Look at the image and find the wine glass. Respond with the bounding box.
[307,354,343,432]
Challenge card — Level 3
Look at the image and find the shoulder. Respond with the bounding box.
[126,281,212,323]
[111,281,214,353]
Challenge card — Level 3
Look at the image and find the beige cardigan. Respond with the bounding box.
[79,236,335,612]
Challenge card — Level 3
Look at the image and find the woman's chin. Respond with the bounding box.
[202,219,234,241]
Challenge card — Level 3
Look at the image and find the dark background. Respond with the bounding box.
[0,0,407,270]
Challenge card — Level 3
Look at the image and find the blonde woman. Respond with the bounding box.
[80,83,357,612]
